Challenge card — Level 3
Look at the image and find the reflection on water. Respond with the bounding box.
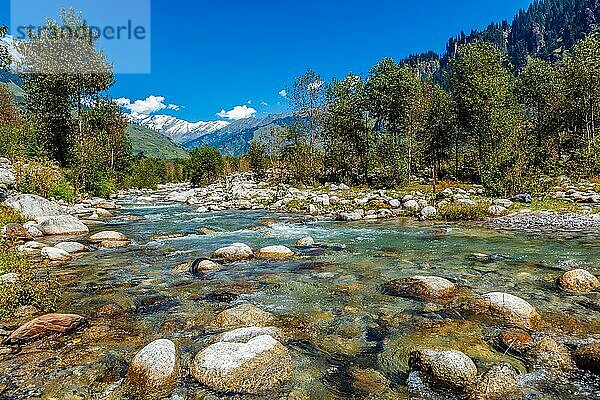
[1,196,599,399]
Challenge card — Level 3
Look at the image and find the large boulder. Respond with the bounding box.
[556,269,600,293]
[212,243,254,262]
[191,334,292,394]
[479,292,541,330]
[36,215,89,235]
[126,339,179,396]
[383,276,459,301]
[409,348,477,389]
[7,313,85,344]
[4,194,61,219]
[213,303,275,330]
[574,342,600,374]
[255,245,294,259]
[41,246,72,262]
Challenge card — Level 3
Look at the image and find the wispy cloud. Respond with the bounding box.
[278,89,287,97]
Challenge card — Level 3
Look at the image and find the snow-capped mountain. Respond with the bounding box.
[133,114,230,144]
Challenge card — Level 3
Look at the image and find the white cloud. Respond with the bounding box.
[216,105,256,120]
[279,89,287,97]
[115,95,180,116]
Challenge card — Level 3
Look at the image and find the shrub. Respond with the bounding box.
[0,206,25,225]
[0,240,60,319]
[188,146,224,186]
[436,203,491,221]
[13,158,63,198]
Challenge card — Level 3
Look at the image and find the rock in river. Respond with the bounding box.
[212,243,254,262]
[255,245,295,259]
[36,215,89,235]
[479,292,541,330]
[126,339,179,396]
[296,236,315,247]
[409,348,478,389]
[54,241,88,254]
[89,231,131,248]
[7,313,85,344]
[574,342,600,374]
[213,303,275,329]
[41,246,72,262]
[191,333,292,394]
[383,275,459,300]
[466,363,519,400]
[556,269,600,293]
[525,337,573,371]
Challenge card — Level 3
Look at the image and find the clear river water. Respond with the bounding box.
[1,194,599,399]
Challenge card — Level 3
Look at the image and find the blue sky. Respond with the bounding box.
[3,0,533,122]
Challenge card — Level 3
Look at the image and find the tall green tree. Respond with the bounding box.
[366,58,423,184]
[423,84,456,183]
[188,146,224,186]
[449,40,522,193]
[19,8,114,165]
[323,73,372,184]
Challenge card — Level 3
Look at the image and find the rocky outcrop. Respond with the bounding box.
[408,348,478,389]
[212,243,254,262]
[255,245,294,259]
[383,276,459,301]
[556,269,600,293]
[191,333,292,394]
[6,313,85,344]
[36,215,89,235]
[212,303,275,330]
[126,339,179,396]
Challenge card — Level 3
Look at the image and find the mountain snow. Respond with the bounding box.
[133,114,230,144]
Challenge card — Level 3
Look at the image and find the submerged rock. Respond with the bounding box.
[126,339,179,396]
[466,363,518,400]
[212,243,254,262]
[383,276,459,300]
[498,328,533,353]
[213,303,275,329]
[255,245,295,259]
[556,269,600,293]
[408,348,477,389]
[36,215,89,235]
[191,334,292,394]
[478,292,541,330]
[574,342,600,374]
[7,313,85,344]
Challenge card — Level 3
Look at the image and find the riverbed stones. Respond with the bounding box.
[126,339,179,396]
[383,276,459,301]
[212,243,254,262]
[574,342,600,374]
[466,363,518,400]
[41,246,72,262]
[6,313,85,344]
[255,245,294,259]
[479,292,541,330]
[213,303,275,329]
[23,221,44,238]
[488,205,507,216]
[556,269,600,293]
[498,328,533,353]
[408,348,478,389]
[296,236,315,247]
[217,326,282,343]
[191,333,292,394]
[3,194,61,219]
[36,215,89,235]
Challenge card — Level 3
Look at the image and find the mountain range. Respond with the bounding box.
[131,114,229,145]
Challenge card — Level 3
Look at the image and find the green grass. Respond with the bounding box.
[127,123,189,160]
[436,203,491,221]
[511,198,594,214]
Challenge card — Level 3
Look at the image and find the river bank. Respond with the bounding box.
[0,159,599,399]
